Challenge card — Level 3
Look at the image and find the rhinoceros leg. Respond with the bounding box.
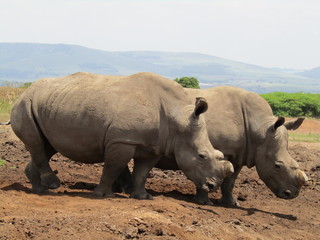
[219,166,242,206]
[195,188,213,205]
[112,165,133,194]
[130,156,160,200]
[94,143,135,198]
[25,161,46,193]
[13,98,60,193]
[25,145,60,193]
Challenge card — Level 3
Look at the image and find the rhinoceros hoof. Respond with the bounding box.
[40,172,61,189]
[32,185,48,194]
[130,191,154,200]
[219,197,240,207]
[196,197,214,206]
[93,188,115,198]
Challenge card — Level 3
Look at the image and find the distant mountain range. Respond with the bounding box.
[0,43,319,93]
[298,67,320,79]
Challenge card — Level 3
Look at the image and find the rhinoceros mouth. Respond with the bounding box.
[201,177,220,192]
[277,186,299,199]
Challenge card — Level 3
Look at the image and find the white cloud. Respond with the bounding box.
[1,0,319,69]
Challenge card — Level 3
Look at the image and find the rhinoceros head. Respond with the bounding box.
[255,117,308,199]
[172,97,234,192]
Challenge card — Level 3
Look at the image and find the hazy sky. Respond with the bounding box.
[1,0,319,70]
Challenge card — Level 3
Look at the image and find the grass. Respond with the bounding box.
[0,159,6,167]
[0,86,24,122]
[288,132,320,143]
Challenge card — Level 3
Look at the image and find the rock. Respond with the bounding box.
[237,192,247,201]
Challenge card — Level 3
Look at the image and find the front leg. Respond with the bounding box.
[195,188,213,205]
[219,166,242,206]
[130,156,161,200]
[94,144,135,198]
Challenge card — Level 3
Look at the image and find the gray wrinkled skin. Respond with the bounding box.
[181,86,308,206]
[10,72,233,200]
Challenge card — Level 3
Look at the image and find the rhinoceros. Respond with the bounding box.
[119,85,308,205]
[9,72,234,200]
[178,86,307,205]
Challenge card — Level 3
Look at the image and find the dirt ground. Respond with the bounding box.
[0,118,319,240]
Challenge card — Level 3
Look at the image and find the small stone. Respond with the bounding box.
[247,208,255,215]
[155,228,164,236]
[233,220,241,225]
[237,192,247,201]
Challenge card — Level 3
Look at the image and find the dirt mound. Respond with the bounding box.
[1,125,320,240]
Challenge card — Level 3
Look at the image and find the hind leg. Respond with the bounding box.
[11,98,60,193]
[112,165,133,194]
[25,144,60,193]
[25,161,46,193]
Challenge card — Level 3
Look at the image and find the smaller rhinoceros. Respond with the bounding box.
[10,72,234,201]
[183,86,308,205]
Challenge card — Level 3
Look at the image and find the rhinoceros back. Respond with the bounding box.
[10,72,189,163]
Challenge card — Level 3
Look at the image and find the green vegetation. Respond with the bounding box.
[174,77,200,89]
[288,132,320,143]
[21,82,33,89]
[3,81,32,88]
[0,159,6,167]
[0,86,25,122]
[261,92,320,118]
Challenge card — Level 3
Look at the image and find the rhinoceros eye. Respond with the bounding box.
[275,161,284,169]
[198,154,205,159]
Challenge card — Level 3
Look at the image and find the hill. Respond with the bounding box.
[0,43,319,93]
[298,67,320,79]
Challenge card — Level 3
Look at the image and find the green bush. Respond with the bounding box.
[21,82,33,88]
[174,77,200,89]
[261,92,320,118]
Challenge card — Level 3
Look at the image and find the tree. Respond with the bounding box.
[174,77,200,89]
[260,92,320,118]
[21,82,33,88]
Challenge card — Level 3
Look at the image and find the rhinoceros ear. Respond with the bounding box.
[284,117,305,131]
[194,97,208,117]
[273,117,285,130]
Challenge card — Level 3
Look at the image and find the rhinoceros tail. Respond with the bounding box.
[0,120,10,125]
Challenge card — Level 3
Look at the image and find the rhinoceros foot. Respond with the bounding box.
[218,196,240,207]
[25,162,53,193]
[40,171,61,189]
[93,185,115,198]
[130,190,153,200]
[112,181,133,194]
[195,189,213,205]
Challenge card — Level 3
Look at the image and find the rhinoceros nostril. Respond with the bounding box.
[207,183,214,190]
[284,190,292,198]
[206,178,218,192]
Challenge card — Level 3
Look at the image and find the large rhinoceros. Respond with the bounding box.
[180,86,308,205]
[10,72,234,200]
